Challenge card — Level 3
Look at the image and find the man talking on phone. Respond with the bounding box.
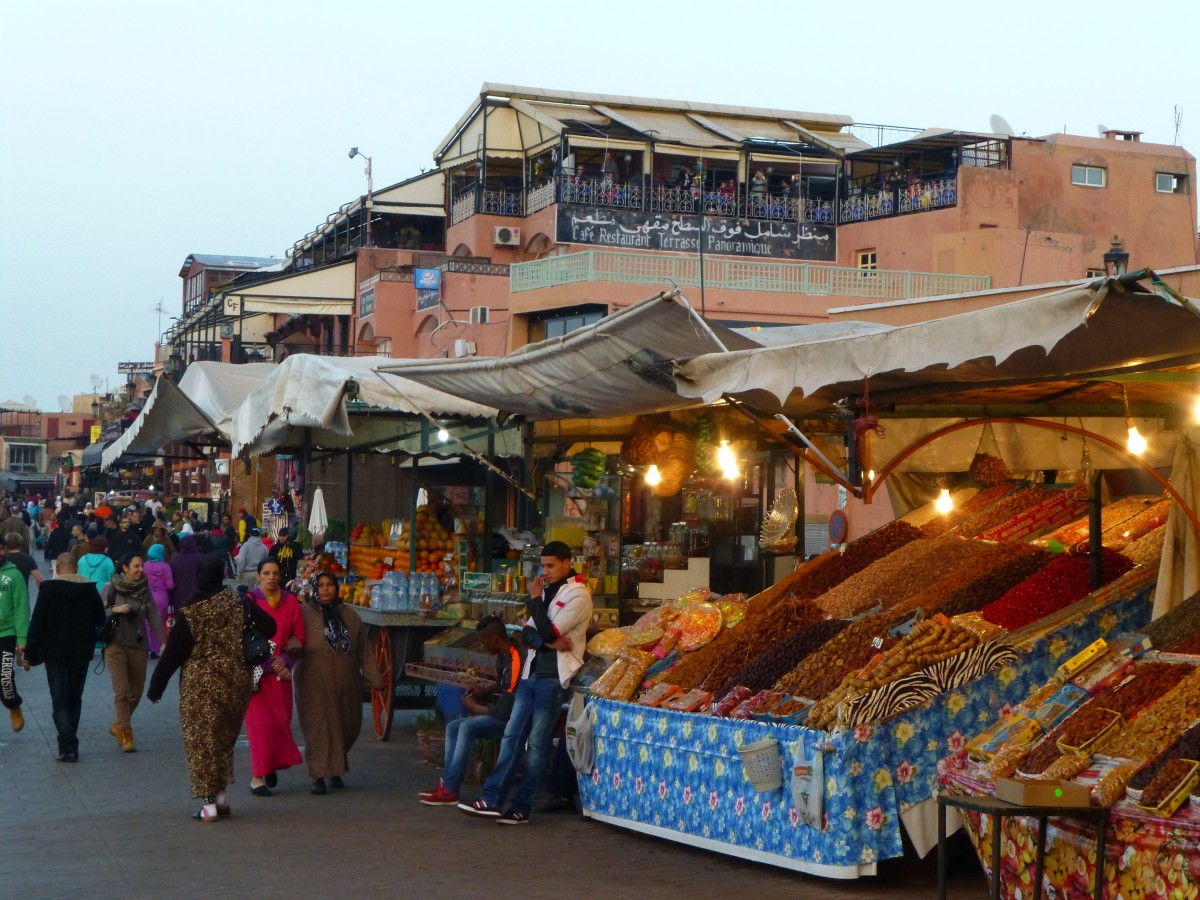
[459,541,591,824]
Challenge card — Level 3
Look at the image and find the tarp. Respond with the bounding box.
[674,275,1200,414]
[1156,428,1200,617]
[376,292,760,420]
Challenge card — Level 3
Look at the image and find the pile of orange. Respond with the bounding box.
[396,505,456,581]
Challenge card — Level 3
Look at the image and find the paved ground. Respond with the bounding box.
[1,562,989,899]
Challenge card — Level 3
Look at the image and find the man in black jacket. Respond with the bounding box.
[106,513,142,562]
[23,554,105,761]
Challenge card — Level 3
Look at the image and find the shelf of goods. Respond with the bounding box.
[573,484,1169,877]
[405,625,497,689]
[938,592,1200,899]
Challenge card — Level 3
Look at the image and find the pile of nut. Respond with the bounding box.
[934,545,1053,618]
[1128,720,1200,791]
[774,611,893,698]
[816,537,971,619]
[1145,589,1200,650]
[1104,666,1200,760]
[920,484,1013,538]
[1120,524,1167,569]
[955,486,1055,538]
[968,452,1011,486]
[712,617,849,699]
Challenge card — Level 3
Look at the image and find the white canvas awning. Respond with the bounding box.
[222,260,356,316]
[376,292,760,420]
[674,275,1200,415]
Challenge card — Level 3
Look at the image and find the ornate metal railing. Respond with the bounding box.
[450,187,476,226]
[527,180,557,214]
[441,259,510,277]
[839,175,957,223]
[898,176,957,213]
[560,176,644,210]
[511,249,989,300]
[480,188,524,217]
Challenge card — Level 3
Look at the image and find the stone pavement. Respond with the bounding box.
[1,565,988,899]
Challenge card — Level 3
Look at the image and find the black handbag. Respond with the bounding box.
[242,597,272,665]
[96,615,119,645]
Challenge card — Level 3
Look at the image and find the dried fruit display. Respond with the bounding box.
[1140,758,1200,809]
[1168,631,1200,655]
[1056,706,1122,751]
[1144,590,1200,650]
[1128,720,1200,791]
[1103,667,1200,761]
[969,452,1011,486]
[886,541,1034,623]
[920,484,1014,538]
[1038,495,1162,548]
[1092,761,1140,807]
[1042,753,1093,780]
[1103,499,1171,545]
[805,619,980,730]
[697,599,823,693]
[954,486,1055,538]
[933,545,1052,619]
[988,745,1031,781]
[774,611,893,698]
[900,488,980,528]
[712,618,849,699]
[1120,524,1167,569]
[980,549,1133,630]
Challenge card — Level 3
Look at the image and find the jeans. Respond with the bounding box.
[45,659,89,755]
[0,635,22,710]
[481,676,563,815]
[442,714,507,793]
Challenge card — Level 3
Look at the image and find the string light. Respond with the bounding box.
[644,464,662,486]
[935,487,953,514]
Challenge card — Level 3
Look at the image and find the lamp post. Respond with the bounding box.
[349,147,374,248]
[1103,235,1129,277]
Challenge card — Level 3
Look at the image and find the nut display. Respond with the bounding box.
[712,618,849,699]
[900,487,980,528]
[934,545,1052,619]
[954,486,1055,539]
[1105,666,1200,760]
[1119,524,1167,570]
[1128,720,1200,791]
[1145,589,1200,651]
[920,484,1014,538]
[1104,499,1171,546]
[968,452,1011,486]
[697,599,824,693]
[1140,758,1200,809]
[774,611,893,698]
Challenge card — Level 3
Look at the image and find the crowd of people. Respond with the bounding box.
[1,491,590,825]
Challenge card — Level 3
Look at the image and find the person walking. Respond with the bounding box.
[22,554,105,760]
[148,555,277,821]
[168,535,203,623]
[5,533,43,592]
[268,528,300,586]
[106,514,142,562]
[235,528,269,588]
[101,552,167,752]
[294,571,384,795]
[244,558,305,795]
[142,520,175,562]
[77,536,115,588]
[143,543,174,655]
[0,549,31,732]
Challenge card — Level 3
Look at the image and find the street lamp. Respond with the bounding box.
[349,147,374,248]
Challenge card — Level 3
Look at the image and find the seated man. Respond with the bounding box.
[420,616,524,806]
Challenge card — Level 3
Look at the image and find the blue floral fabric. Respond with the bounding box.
[579,587,1152,871]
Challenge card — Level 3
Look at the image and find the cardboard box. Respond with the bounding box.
[1056,638,1108,682]
[996,777,1093,807]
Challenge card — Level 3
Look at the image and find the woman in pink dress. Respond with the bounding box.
[143,543,174,655]
[244,558,305,795]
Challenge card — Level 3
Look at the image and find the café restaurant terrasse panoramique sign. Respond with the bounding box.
[556,203,836,262]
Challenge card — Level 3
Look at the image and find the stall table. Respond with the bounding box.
[355,606,449,740]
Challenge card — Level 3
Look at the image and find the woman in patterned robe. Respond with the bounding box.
[148,554,276,821]
[294,571,385,794]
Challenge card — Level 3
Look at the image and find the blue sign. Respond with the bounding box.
[414,268,441,290]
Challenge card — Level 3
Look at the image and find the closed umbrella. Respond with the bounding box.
[308,486,329,538]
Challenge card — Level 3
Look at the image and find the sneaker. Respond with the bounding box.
[458,799,502,818]
[419,779,444,798]
[497,809,530,825]
[420,786,460,807]
[9,707,23,733]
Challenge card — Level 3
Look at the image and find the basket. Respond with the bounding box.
[737,738,783,792]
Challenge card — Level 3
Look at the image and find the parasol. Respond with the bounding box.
[308,486,329,537]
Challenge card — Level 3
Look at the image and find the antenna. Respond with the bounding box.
[1097,123,1110,137]
[1174,105,1183,145]
[154,298,167,335]
[57,394,70,412]
[989,114,1015,136]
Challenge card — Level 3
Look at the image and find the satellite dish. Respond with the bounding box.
[21,394,37,410]
[1097,123,1110,137]
[989,114,1015,136]
[57,394,70,412]
[90,374,103,391]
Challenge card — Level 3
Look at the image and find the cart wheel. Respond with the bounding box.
[371,628,395,741]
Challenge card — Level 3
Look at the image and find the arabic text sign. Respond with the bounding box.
[117,362,155,376]
[556,203,835,262]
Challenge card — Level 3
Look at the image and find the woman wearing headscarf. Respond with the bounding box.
[102,551,167,752]
[148,555,277,821]
[142,543,175,655]
[244,558,305,795]
[142,521,175,562]
[294,572,385,795]
[76,536,115,587]
[168,535,204,619]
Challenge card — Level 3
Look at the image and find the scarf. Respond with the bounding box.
[258,588,284,610]
[318,600,351,654]
[110,571,152,611]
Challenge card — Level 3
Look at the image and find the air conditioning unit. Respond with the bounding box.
[469,306,490,325]
[453,339,478,358]
[493,226,521,247]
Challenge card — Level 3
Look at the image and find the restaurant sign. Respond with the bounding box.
[556,203,835,262]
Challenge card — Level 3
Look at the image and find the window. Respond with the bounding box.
[1071,165,1106,188]
[7,444,40,473]
[1086,268,1106,278]
[529,309,604,342]
[856,249,877,270]
[1156,172,1187,194]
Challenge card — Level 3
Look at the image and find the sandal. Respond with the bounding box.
[192,803,219,822]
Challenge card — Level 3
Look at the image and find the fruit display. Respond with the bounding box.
[968,451,1011,486]
[773,611,894,699]
[1104,499,1171,546]
[347,507,457,585]
[953,485,1053,538]
[570,447,607,490]
[1127,720,1200,791]
[1103,666,1200,761]
[980,549,1133,630]
[933,544,1052,618]
[712,618,849,699]
[1037,495,1163,548]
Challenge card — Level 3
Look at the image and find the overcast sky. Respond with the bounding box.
[2,0,1196,411]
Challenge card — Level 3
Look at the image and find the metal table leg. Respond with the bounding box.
[937,800,947,900]
[1094,810,1108,900]
[990,811,1002,900]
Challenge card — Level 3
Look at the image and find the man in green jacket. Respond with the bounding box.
[0,554,31,732]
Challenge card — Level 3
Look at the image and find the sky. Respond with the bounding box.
[2,0,1197,412]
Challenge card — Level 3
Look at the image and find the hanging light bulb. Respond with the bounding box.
[1126,425,1148,455]
[716,440,739,480]
[644,464,662,486]
[935,487,953,514]
[437,428,450,442]
[867,469,876,483]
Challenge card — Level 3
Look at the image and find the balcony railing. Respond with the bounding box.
[511,249,989,301]
[840,175,957,223]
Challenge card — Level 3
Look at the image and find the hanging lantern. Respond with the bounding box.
[935,487,954,514]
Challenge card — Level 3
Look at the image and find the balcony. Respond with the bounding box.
[510,249,989,301]
[839,175,957,224]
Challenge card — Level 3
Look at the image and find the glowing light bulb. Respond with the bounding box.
[437,428,450,442]
[644,464,662,486]
[935,488,953,514]
[1126,425,1147,455]
[867,469,876,483]
[716,440,739,479]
